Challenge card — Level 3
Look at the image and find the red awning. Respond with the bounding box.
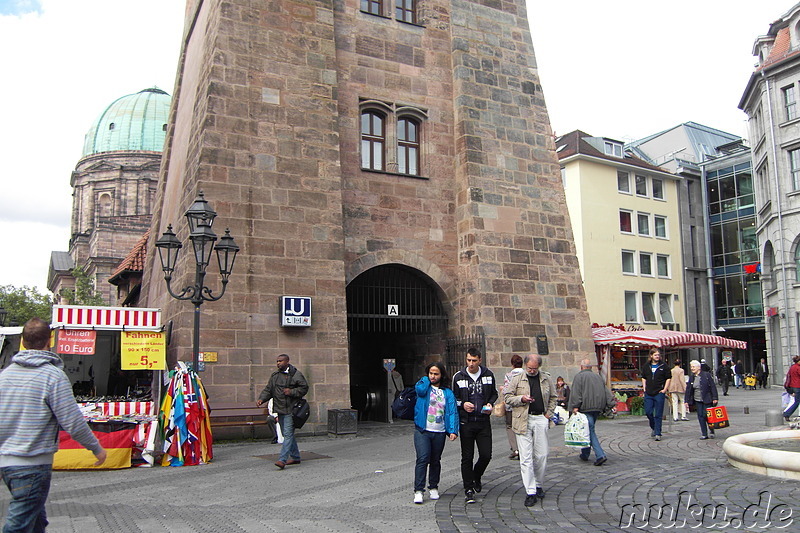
[592,326,746,350]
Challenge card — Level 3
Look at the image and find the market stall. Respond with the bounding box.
[592,326,747,395]
[50,305,165,469]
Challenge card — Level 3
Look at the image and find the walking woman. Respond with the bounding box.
[668,359,688,421]
[502,354,524,460]
[413,362,458,504]
[684,360,718,439]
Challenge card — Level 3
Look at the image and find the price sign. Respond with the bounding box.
[57,329,96,355]
[121,331,166,370]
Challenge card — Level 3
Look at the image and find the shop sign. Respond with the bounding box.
[57,329,96,355]
[281,296,311,327]
[200,351,218,362]
[121,331,166,370]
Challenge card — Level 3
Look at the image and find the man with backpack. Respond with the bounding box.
[452,348,497,503]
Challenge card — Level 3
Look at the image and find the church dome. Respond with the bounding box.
[81,88,171,157]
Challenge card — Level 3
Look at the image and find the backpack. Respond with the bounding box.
[391,387,417,420]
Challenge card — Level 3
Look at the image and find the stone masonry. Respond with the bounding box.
[141,0,593,430]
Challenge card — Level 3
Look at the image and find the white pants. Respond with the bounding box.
[669,392,686,420]
[516,414,549,495]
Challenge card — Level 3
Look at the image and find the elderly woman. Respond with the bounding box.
[684,360,719,439]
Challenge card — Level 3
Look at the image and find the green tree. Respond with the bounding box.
[0,285,53,326]
[59,266,106,306]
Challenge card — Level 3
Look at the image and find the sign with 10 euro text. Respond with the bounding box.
[121,331,166,370]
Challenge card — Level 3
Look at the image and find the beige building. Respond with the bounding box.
[558,130,685,329]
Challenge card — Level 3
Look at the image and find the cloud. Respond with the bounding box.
[0,0,42,16]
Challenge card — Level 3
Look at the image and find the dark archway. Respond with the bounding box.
[347,263,448,422]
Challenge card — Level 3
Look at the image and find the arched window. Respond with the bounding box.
[764,241,776,291]
[795,243,800,282]
[98,193,113,218]
[397,117,419,176]
[361,110,385,171]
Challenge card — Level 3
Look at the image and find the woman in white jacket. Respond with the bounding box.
[502,354,524,459]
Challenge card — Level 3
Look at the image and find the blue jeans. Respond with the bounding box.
[413,429,446,492]
[1,464,52,533]
[277,414,300,463]
[579,411,605,460]
[644,393,665,436]
[784,388,800,418]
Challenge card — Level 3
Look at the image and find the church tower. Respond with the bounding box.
[142,0,594,428]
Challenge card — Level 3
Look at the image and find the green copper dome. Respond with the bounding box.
[82,88,171,157]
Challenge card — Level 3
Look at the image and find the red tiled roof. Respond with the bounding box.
[555,130,669,174]
[759,27,800,70]
[110,231,149,281]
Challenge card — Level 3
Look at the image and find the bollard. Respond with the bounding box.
[743,406,750,414]
[765,409,783,426]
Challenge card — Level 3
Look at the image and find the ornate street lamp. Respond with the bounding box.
[155,191,240,370]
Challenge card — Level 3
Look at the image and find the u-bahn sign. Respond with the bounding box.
[281,296,312,327]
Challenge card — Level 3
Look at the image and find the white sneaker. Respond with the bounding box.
[429,489,440,500]
[414,491,423,504]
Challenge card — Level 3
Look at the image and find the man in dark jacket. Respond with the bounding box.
[257,354,309,469]
[568,359,616,466]
[452,347,497,503]
[684,360,719,439]
[641,348,671,441]
[756,358,769,389]
[717,360,733,396]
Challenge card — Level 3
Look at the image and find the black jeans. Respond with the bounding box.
[460,420,492,490]
[695,401,715,438]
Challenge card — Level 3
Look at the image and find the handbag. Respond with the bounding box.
[492,401,506,417]
[291,398,310,429]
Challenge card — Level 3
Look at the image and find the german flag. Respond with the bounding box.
[53,422,136,470]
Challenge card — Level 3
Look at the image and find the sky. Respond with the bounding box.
[0,0,794,294]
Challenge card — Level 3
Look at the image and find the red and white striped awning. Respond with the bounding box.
[592,326,746,350]
[52,305,162,331]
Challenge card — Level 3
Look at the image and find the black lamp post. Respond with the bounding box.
[0,307,7,327]
[155,191,240,371]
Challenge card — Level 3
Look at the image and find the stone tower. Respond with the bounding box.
[142,0,594,428]
[49,88,171,305]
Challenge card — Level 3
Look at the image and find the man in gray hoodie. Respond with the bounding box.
[0,318,107,532]
[568,359,616,466]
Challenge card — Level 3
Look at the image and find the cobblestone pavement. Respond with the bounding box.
[0,387,797,532]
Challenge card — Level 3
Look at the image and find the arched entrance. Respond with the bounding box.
[347,264,448,422]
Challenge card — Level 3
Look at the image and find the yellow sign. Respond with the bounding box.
[200,351,218,362]
[120,331,166,370]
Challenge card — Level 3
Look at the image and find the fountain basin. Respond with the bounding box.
[723,429,800,480]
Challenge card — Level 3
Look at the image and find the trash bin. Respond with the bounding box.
[328,409,358,436]
[765,409,783,427]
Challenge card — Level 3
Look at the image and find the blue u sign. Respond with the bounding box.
[281,296,312,327]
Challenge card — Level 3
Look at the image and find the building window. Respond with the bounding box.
[361,0,382,15]
[620,210,633,233]
[642,292,656,323]
[657,254,669,277]
[395,0,415,23]
[622,250,635,274]
[635,175,647,196]
[625,291,638,322]
[639,252,653,276]
[654,215,667,238]
[652,178,664,200]
[604,141,622,157]
[796,246,800,282]
[637,213,650,236]
[784,85,797,121]
[790,149,800,190]
[617,171,630,194]
[361,111,385,170]
[659,294,674,323]
[397,117,419,175]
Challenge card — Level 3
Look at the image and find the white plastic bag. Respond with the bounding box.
[553,406,569,425]
[564,412,590,448]
[782,391,794,413]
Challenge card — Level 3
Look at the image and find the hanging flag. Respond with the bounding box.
[744,262,761,274]
[159,363,213,466]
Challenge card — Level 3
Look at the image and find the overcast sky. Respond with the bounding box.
[0,0,793,294]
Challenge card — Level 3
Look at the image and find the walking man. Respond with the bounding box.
[0,318,107,532]
[257,354,309,469]
[641,348,670,441]
[717,360,733,396]
[412,362,458,504]
[452,347,497,503]
[568,359,616,466]
[756,358,769,389]
[504,354,556,507]
[733,360,744,389]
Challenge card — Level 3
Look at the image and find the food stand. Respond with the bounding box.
[50,305,165,469]
[592,326,748,398]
